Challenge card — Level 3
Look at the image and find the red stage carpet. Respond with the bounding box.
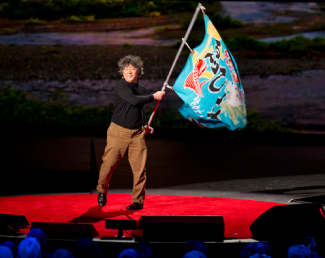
[0,194,283,239]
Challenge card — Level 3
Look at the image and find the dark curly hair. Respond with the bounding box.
[118,55,144,76]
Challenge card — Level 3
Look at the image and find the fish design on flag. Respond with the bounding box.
[184,59,208,97]
[172,14,247,131]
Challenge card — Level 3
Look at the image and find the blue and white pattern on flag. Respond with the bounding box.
[173,14,247,130]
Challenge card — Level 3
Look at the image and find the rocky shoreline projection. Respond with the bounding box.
[0,14,188,34]
[1,69,325,127]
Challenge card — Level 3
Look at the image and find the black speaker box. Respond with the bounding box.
[0,214,29,226]
[30,222,99,239]
[0,213,29,233]
[138,216,224,242]
[250,203,325,242]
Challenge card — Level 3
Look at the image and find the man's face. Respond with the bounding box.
[123,64,139,83]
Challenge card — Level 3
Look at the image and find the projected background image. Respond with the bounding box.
[0,1,324,133]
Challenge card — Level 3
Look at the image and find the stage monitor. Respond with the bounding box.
[250,203,325,242]
[30,222,99,239]
[138,215,224,242]
[0,213,29,234]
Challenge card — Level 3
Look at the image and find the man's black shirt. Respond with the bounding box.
[111,79,154,129]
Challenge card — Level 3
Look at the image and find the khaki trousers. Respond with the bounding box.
[96,122,147,204]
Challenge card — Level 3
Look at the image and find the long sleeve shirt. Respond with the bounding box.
[111,79,154,129]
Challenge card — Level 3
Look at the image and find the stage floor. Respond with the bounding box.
[0,192,286,240]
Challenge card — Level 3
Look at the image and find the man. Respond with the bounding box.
[97,55,165,210]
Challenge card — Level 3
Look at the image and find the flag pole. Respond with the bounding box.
[146,3,204,134]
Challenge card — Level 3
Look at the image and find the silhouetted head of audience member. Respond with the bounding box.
[74,237,102,258]
[251,242,271,256]
[183,250,207,258]
[18,237,41,258]
[241,243,255,258]
[249,254,270,258]
[0,241,17,257]
[241,242,271,258]
[0,245,13,258]
[306,254,322,258]
[118,248,142,258]
[27,228,47,251]
[240,242,271,258]
[186,239,209,256]
[287,245,312,258]
[137,241,156,258]
[304,237,317,255]
[52,248,74,258]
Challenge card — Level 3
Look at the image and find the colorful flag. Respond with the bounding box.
[173,14,247,130]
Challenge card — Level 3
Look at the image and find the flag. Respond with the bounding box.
[173,14,247,131]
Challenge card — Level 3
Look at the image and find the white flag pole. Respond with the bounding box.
[146,3,204,134]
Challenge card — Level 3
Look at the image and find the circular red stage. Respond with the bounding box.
[0,194,283,239]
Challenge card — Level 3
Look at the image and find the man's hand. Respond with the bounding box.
[144,125,154,134]
[153,91,165,100]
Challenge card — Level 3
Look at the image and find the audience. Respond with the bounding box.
[27,229,47,251]
[137,241,156,258]
[183,250,206,258]
[17,237,41,258]
[118,248,142,258]
[241,243,255,258]
[0,245,13,258]
[241,242,271,258]
[185,239,208,257]
[288,245,312,258]
[304,237,317,255]
[74,236,102,258]
[251,254,271,258]
[307,255,322,258]
[52,248,74,258]
[287,236,322,258]
[27,228,51,258]
[240,236,323,258]
[0,241,18,258]
[2,227,324,258]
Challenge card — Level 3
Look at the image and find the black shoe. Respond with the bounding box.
[98,193,107,207]
[126,202,143,210]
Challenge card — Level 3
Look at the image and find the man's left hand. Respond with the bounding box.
[144,125,154,134]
